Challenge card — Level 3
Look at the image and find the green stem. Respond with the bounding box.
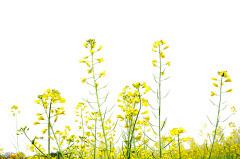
[15,111,20,155]
[208,76,223,159]
[158,43,162,159]
[91,48,109,159]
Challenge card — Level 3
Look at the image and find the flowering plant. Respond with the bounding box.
[0,39,238,159]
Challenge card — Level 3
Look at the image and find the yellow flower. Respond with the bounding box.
[141,110,148,115]
[97,45,103,51]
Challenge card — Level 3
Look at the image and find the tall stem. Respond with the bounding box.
[16,110,20,154]
[91,52,109,159]
[208,76,223,159]
[158,44,162,158]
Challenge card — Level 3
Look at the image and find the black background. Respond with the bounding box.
[0,3,239,157]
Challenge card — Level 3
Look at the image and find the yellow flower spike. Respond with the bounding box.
[156,41,161,46]
[206,70,233,158]
[160,39,166,45]
[178,127,186,134]
[34,88,66,159]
